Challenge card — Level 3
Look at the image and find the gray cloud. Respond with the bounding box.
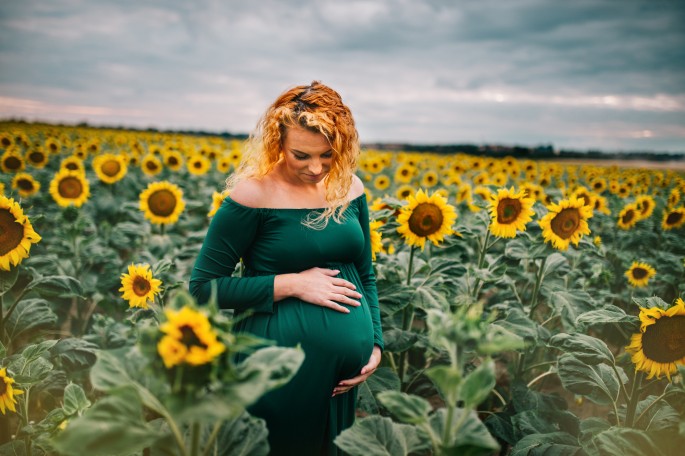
[0,0,684,152]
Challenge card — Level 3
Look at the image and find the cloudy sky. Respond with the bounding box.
[1,0,684,152]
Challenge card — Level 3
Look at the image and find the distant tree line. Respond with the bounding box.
[2,119,682,161]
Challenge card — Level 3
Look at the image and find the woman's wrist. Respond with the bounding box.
[274,273,298,301]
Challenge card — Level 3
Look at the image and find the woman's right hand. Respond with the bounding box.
[274,267,362,313]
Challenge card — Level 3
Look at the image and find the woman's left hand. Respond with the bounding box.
[332,345,382,397]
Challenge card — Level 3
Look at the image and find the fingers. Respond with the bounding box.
[332,374,370,397]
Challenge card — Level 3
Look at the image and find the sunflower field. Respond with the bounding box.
[1,120,685,456]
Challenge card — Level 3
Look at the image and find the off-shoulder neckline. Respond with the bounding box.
[225,192,366,211]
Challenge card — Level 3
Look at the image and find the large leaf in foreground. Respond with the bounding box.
[334,415,430,456]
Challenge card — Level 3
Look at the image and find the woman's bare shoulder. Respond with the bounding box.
[348,174,365,200]
[229,178,268,208]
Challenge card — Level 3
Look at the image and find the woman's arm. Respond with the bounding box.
[353,187,384,352]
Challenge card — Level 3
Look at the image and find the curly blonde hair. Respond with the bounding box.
[225,81,360,228]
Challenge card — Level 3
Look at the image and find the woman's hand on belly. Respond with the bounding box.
[332,345,382,397]
[274,267,362,313]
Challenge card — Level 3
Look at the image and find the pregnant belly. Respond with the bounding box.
[237,295,374,379]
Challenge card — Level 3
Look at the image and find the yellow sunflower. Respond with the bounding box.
[60,156,85,174]
[625,261,656,288]
[186,154,212,176]
[396,184,415,201]
[93,153,128,184]
[1,148,25,173]
[139,181,185,225]
[373,175,391,191]
[590,177,607,193]
[370,220,384,261]
[119,263,162,309]
[394,163,415,184]
[667,188,681,208]
[11,173,41,198]
[488,187,535,238]
[456,183,472,204]
[473,185,493,203]
[592,194,611,215]
[207,190,229,217]
[216,156,232,173]
[570,186,593,208]
[158,306,226,368]
[0,196,42,271]
[617,203,640,230]
[635,195,656,220]
[141,153,163,176]
[49,169,90,208]
[396,188,457,250]
[625,298,685,380]
[539,196,593,251]
[662,207,685,230]
[420,170,439,188]
[0,367,23,414]
[26,147,49,169]
[0,132,14,149]
[163,150,184,171]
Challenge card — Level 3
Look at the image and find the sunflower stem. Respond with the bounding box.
[190,421,200,456]
[611,363,630,403]
[528,256,547,319]
[3,286,29,329]
[633,389,679,429]
[201,420,224,456]
[624,370,644,428]
[398,246,416,387]
[527,369,555,389]
[471,228,492,299]
[161,223,166,236]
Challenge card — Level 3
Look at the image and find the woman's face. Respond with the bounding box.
[281,126,333,185]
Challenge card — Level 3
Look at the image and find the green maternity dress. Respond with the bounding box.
[189,193,383,456]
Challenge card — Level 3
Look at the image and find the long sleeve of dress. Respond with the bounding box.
[189,200,276,313]
[354,196,384,352]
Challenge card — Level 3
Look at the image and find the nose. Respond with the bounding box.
[308,159,323,175]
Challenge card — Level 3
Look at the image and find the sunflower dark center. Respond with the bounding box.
[622,209,635,224]
[168,157,178,166]
[4,156,21,170]
[17,178,34,191]
[132,276,151,297]
[401,169,409,176]
[666,211,683,225]
[578,194,591,206]
[551,208,580,240]
[639,201,652,215]
[632,267,648,279]
[179,326,207,348]
[1,138,11,147]
[193,161,202,168]
[146,161,159,171]
[408,202,444,237]
[101,160,121,177]
[0,379,7,395]
[58,177,83,199]
[29,151,45,163]
[65,163,79,171]
[0,209,24,256]
[642,316,685,363]
[497,198,522,224]
[149,189,177,216]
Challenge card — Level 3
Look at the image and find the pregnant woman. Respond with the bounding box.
[189,81,383,455]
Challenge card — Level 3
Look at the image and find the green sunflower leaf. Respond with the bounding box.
[548,333,615,365]
[334,415,430,456]
[377,390,432,424]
